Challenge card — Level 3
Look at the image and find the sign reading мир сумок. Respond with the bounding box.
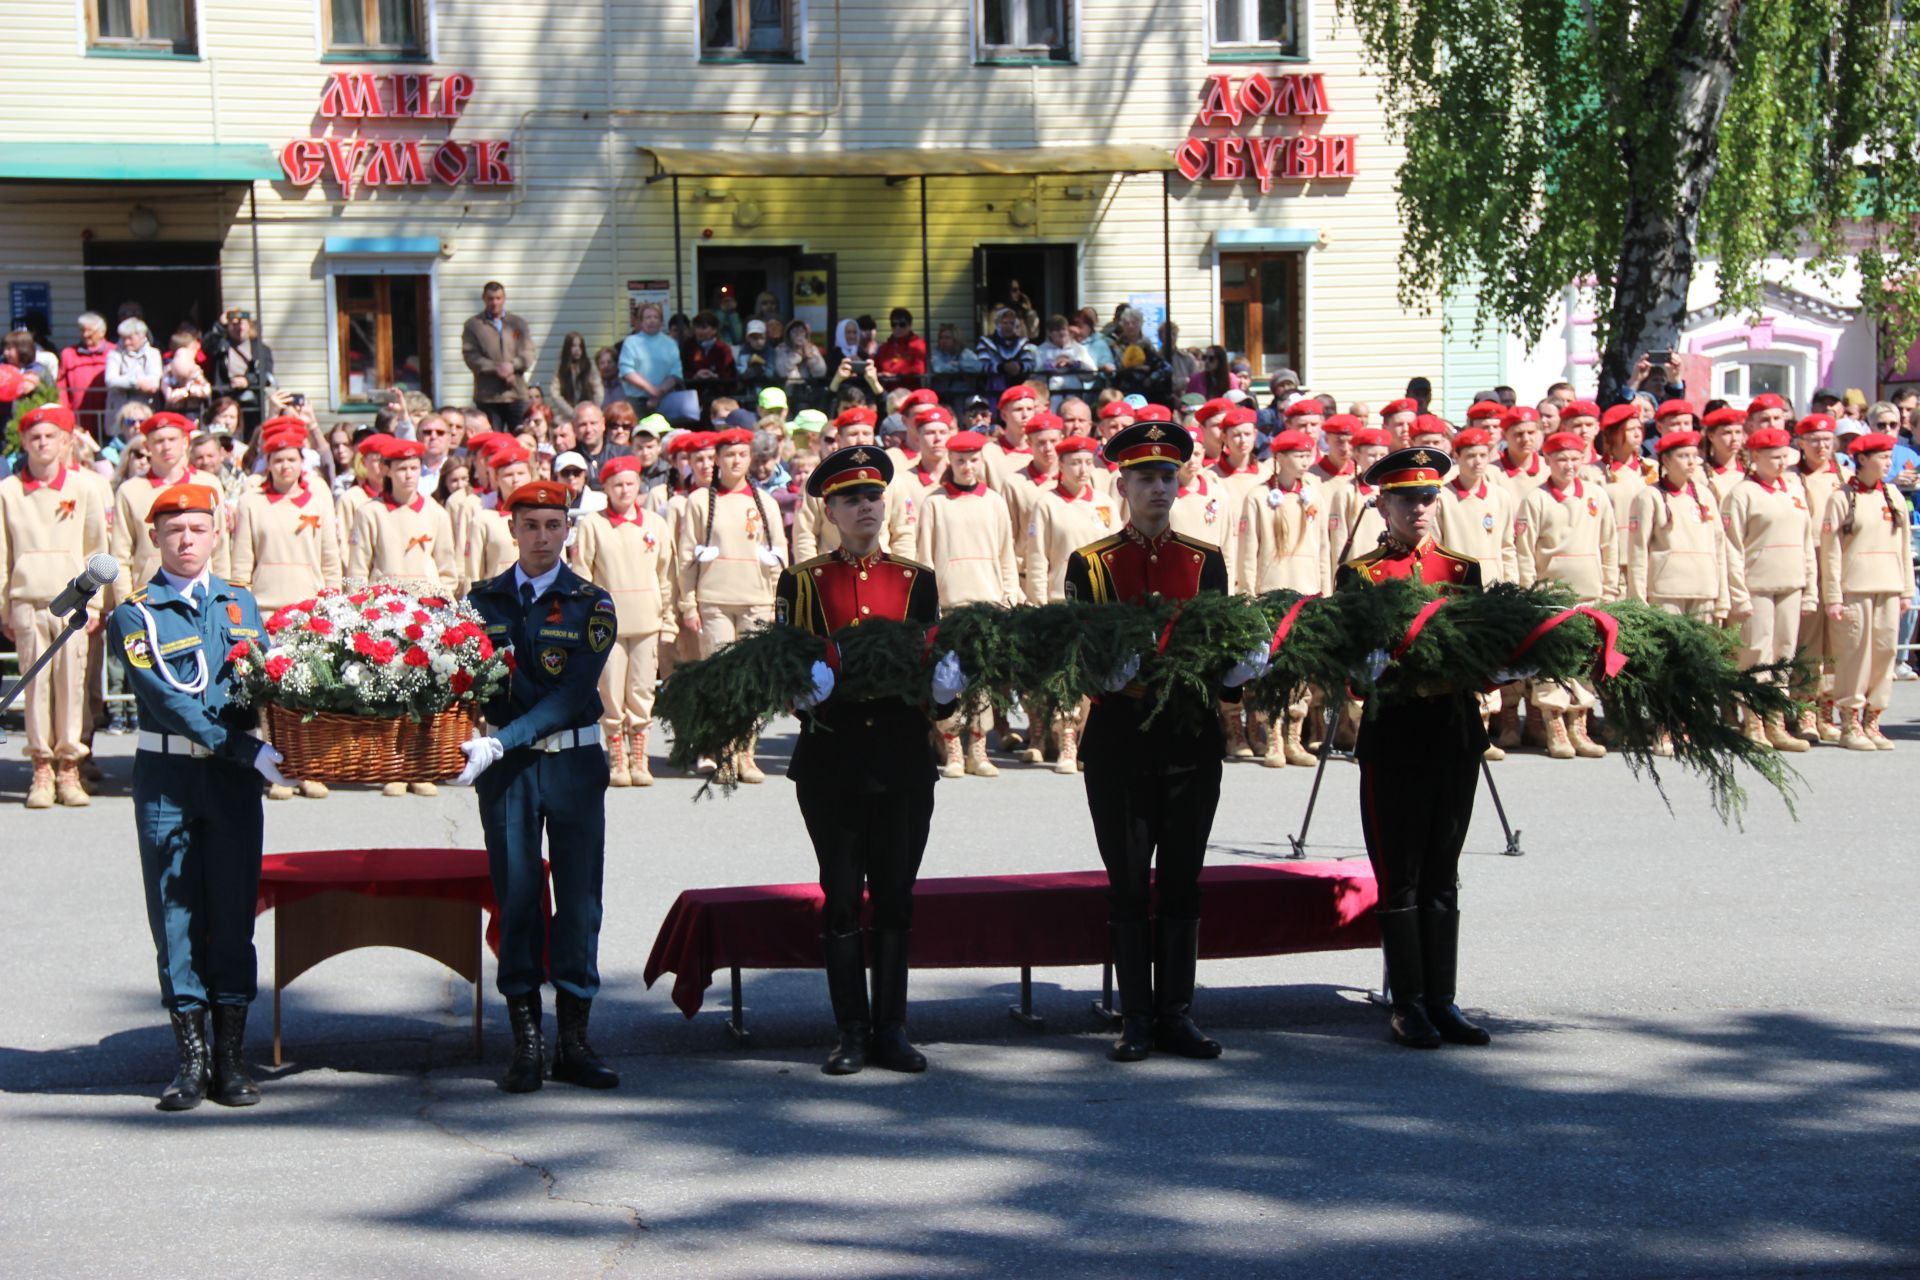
[280,73,512,198]
[1176,73,1357,193]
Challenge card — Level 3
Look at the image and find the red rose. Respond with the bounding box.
[476,636,494,660]
[308,618,334,635]
[450,670,474,695]
[265,607,294,633]
[369,639,397,664]
[296,598,318,612]
[386,600,407,613]
[227,640,252,661]
[420,596,450,608]
[501,649,516,673]
[405,623,425,640]
[349,592,369,605]
[264,655,294,682]
[403,645,430,668]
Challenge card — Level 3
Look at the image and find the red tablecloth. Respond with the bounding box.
[257,848,523,955]
[643,862,1379,1019]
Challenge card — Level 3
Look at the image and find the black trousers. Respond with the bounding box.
[481,399,528,432]
[1083,760,1222,923]
[1357,754,1479,913]
[797,780,935,935]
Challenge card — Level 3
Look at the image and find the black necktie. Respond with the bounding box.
[519,581,535,613]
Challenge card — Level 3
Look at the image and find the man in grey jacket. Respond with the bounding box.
[461,281,537,430]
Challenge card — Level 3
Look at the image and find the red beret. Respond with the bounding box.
[919,405,955,427]
[1284,400,1324,418]
[600,456,643,483]
[1134,404,1174,423]
[260,421,307,453]
[1222,407,1258,428]
[1196,398,1233,423]
[382,438,426,461]
[1408,414,1451,439]
[1794,414,1836,437]
[684,431,718,451]
[1656,399,1696,421]
[946,430,987,453]
[1350,427,1390,448]
[20,403,77,433]
[998,384,1039,409]
[1465,401,1506,422]
[1542,431,1587,455]
[1502,407,1541,428]
[832,406,877,429]
[142,411,195,437]
[501,480,571,513]
[1746,427,1791,450]
[1379,399,1418,417]
[1057,435,1099,455]
[464,431,502,454]
[899,388,940,417]
[1747,393,1789,415]
[1027,411,1065,435]
[1599,404,1640,430]
[1560,399,1601,421]
[0,366,22,400]
[712,428,754,448]
[1270,429,1314,453]
[1849,432,1897,455]
[357,432,395,456]
[144,483,219,522]
[1321,414,1360,436]
[1452,427,1493,450]
[486,442,531,468]
[1655,429,1702,455]
[1700,407,1745,430]
[1097,400,1133,420]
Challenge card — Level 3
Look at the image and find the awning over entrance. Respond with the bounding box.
[639,144,1176,180]
[0,142,281,183]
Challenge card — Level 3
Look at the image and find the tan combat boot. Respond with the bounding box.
[25,758,54,809]
[1863,708,1895,751]
[1543,710,1576,760]
[54,760,91,807]
[1284,708,1317,766]
[1493,701,1522,751]
[1053,722,1080,775]
[1222,706,1254,760]
[1260,713,1287,769]
[1839,706,1877,752]
[939,732,965,779]
[735,737,766,784]
[298,779,330,799]
[1568,710,1607,758]
[1816,700,1843,744]
[965,733,999,777]
[1481,713,1505,762]
[267,782,294,801]
[409,781,438,797]
[630,730,655,786]
[1765,712,1809,753]
[607,733,631,787]
[1740,710,1774,752]
[382,781,408,797]
[1794,705,1822,743]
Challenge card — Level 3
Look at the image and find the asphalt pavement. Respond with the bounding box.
[0,693,1915,1279]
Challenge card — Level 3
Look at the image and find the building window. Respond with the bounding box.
[88,0,196,55]
[336,274,433,405]
[702,0,799,59]
[977,0,1073,63]
[325,0,427,56]
[1210,0,1301,57]
[1219,251,1303,382]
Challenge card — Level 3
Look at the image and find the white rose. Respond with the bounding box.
[343,663,368,686]
[431,653,458,675]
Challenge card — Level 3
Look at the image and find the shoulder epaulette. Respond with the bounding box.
[792,553,836,574]
[1079,531,1128,558]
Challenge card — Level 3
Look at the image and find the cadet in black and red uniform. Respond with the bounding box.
[1066,420,1241,1064]
[1336,447,1493,1051]
[777,445,965,1076]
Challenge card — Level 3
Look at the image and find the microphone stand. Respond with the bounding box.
[0,608,90,715]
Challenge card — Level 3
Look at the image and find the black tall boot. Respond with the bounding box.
[551,991,621,1088]
[157,1007,211,1112]
[1377,907,1441,1049]
[822,929,871,1076]
[501,990,545,1093]
[1108,920,1155,1062]
[209,1004,261,1107]
[1152,917,1222,1059]
[1420,907,1491,1045]
[867,929,927,1073]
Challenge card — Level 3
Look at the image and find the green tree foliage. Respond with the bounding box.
[1338,0,1920,399]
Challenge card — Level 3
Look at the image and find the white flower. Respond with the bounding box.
[431,653,458,675]
[343,663,368,686]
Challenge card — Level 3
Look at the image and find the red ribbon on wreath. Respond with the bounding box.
[1268,594,1318,655]
[1156,601,1185,656]
[1392,597,1451,661]
[1505,606,1629,679]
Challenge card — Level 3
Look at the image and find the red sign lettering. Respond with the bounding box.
[363,140,430,186]
[319,73,386,119]
[472,140,513,185]
[284,72,508,196]
[1176,71,1354,195]
[279,139,325,187]
[431,141,470,185]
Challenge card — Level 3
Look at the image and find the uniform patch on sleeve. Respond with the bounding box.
[593,597,616,614]
[539,646,568,676]
[587,614,613,653]
[123,632,153,669]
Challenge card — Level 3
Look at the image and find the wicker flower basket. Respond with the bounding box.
[266,703,478,784]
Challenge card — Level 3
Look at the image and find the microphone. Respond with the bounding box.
[49,554,120,618]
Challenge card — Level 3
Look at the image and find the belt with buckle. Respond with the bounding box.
[531,726,601,753]
[136,730,212,758]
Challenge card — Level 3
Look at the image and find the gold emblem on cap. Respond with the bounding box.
[1410,450,1432,465]
[850,448,872,463]
[1144,426,1167,441]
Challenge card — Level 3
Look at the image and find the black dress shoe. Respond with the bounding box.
[1153,1014,1223,1059]
[550,992,619,1089]
[209,1005,261,1106]
[502,991,545,1093]
[1151,918,1222,1059]
[824,1024,869,1075]
[868,1024,927,1073]
[867,930,927,1073]
[1109,1014,1154,1062]
[1426,1002,1491,1046]
[1419,907,1491,1046]
[1390,1003,1443,1049]
[158,1008,210,1112]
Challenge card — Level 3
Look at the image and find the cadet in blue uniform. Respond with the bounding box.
[1335,447,1492,1050]
[1065,421,1257,1064]
[776,445,966,1076]
[107,483,290,1111]
[458,479,619,1094]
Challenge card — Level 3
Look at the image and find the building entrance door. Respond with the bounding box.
[1219,251,1304,384]
[697,245,837,339]
[974,243,1077,339]
[83,240,222,344]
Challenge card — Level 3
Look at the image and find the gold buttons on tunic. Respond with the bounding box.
[859,571,868,580]
[860,605,870,614]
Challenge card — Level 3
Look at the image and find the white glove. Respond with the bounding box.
[931,650,967,703]
[455,735,505,785]
[755,544,785,567]
[794,660,836,711]
[1222,646,1270,689]
[1103,653,1142,693]
[694,544,720,563]
[253,742,290,787]
[1364,649,1392,683]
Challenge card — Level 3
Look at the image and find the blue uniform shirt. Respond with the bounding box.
[466,564,614,751]
[107,573,265,766]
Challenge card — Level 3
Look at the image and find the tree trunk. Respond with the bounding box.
[1597,2,1740,406]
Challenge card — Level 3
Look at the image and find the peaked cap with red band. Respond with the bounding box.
[1364,446,1452,494]
[1104,420,1192,469]
[807,444,896,498]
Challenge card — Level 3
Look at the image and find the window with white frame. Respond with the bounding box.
[702,0,799,58]
[977,0,1073,62]
[325,0,427,56]
[1210,0,1301,57]
[88,0,196,55]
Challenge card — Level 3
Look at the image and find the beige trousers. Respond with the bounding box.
[1794,607,1833,699]
[1652,597,1716,620]
[695,603,773,658]
[10,603,90,761]
[598,633,661,736]
[1831,592,1902,711]
[1737,590,1802,671]
[1528,678,1595,713]
[937,706,995,738]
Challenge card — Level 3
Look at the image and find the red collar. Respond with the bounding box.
[1024,467,1059,485]
[360,481,381,500]
[832,547,885,570]
[942,479,986,498]
[1747,474,1787,495]
[998,439,1031,456]
[1355,482,1376,497]
[1546,477,1585,503]
[607,506,642,526]
[1502,454,1541,477]
[1450,479,1487,500]
[1213,459,1258,477]
[265,482,312,507]
[1123,523,1177,552]
[1658,477,1691,496]
[20,465,66,494]
[382,493,427,513]
[1176,474,1209,499]
[1714,462,1742,475]
[913,467,940,488]
[1268,474,1306,494]
[153,469,193,488]
[1058,483,1094,503]
[1850,478,1886,495]
[715,483,752,496]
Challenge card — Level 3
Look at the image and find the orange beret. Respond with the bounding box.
[145,483,219,522]
[500,479,571,512]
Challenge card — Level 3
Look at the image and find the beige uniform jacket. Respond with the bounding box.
[790,479,919,562]
[1707,464,1746,508]
[1625,481,1730,610]
[111,468,230,597]
[1515,478,1618,602]
[981,439,1034,494]
[462,506,519,598]
[1235,476,1329,596]
[916,483,1021,607]
[1169,473,1231,554]
[675,484,784,614]
[347,494,458,593]
[229,483,342,611]
[573,506,677,637]
[1435,478,1520,584]
[1324,479,1386,585]
[1207,461,1264,576]
[1494,454,1553,499]
[1722,476,1817,612]
[1820,482,1915,603]
[1025,483,1122,603]
[335,483,378,562]
[0,466,111,615]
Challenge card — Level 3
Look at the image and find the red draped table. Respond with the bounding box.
[256,848,507,1065]
[643,862,1380,1041]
